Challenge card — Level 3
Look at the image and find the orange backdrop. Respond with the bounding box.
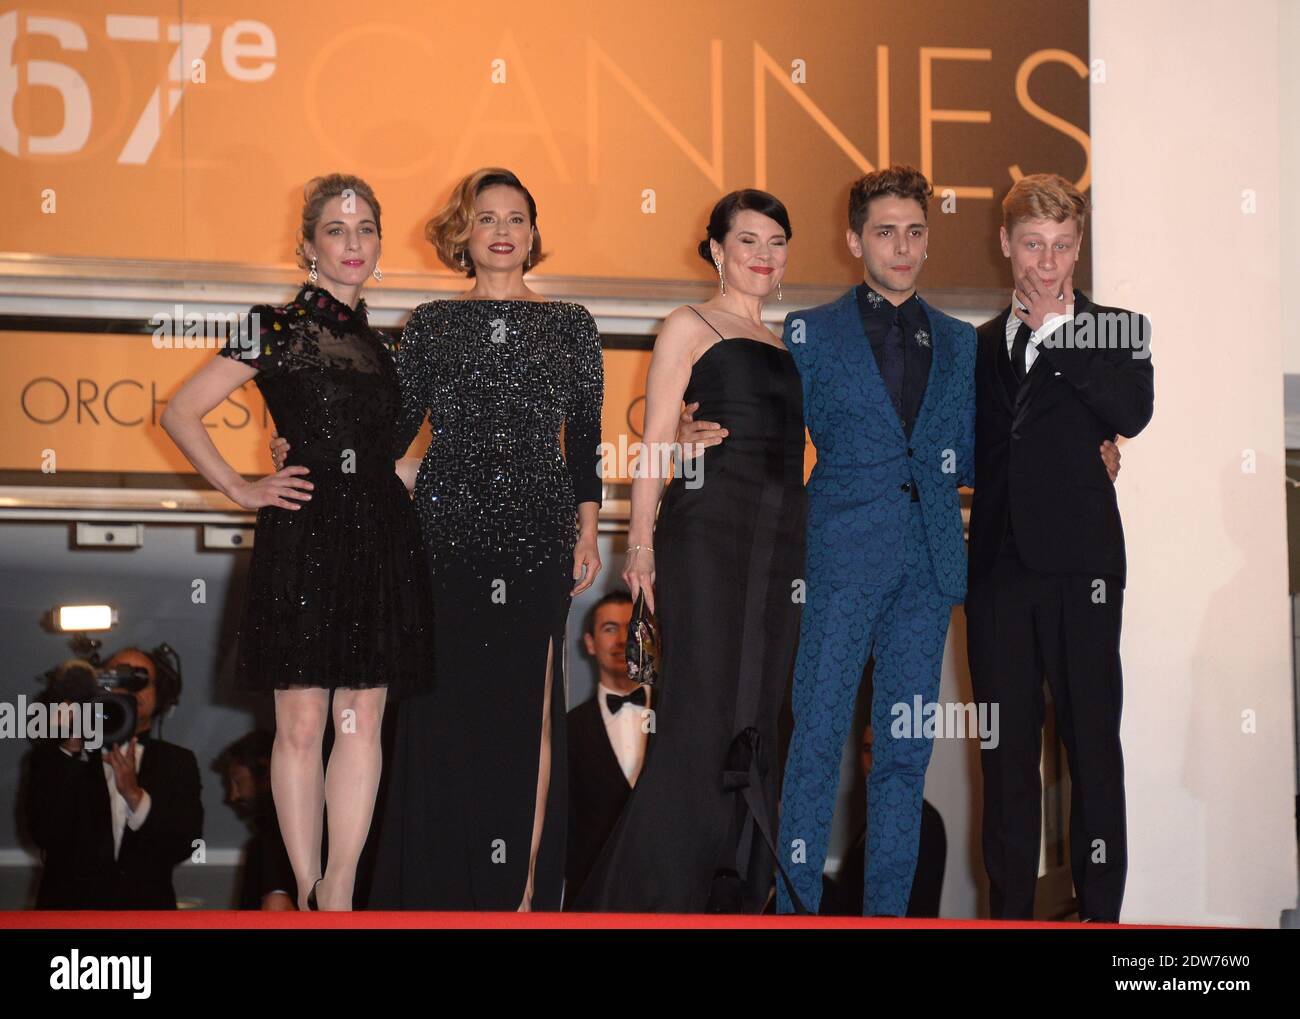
[2,0,1085,481]
[2,0,1090,288]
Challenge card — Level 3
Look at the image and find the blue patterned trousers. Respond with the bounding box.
[777,499,952,915]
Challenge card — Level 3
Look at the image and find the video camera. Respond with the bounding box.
[39,638,182,749]
[43,659,146,749]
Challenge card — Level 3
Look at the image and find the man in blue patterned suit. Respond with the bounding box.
[774,167,975,916]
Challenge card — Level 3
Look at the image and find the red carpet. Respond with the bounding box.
[0,910,1158,929]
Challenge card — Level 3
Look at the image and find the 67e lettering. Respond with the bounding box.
[0,11,276,164]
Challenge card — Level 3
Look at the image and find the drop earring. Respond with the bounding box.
[715,259,726,295]
[308,258,318,284]
[372,264,383,281]
[459,249,467,270]
[777,281,783,302]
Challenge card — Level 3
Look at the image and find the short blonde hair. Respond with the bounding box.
[425,167,547,277]
[1002,173,1089,233]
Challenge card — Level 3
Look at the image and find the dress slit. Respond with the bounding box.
[521,635,557,908]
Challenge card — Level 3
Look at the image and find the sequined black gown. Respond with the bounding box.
[215,283,435,695]
[572,323,806,913]
[371,299,604,911]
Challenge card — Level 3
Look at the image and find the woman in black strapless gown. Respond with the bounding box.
[572,191,805,913]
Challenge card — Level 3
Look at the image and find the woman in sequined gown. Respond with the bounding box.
[162,175,434,912]
[572,191,805,914]
[369,169,604,911]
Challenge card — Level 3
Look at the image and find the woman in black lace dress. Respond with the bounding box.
[162,175,433,912]
[368,168,604,911]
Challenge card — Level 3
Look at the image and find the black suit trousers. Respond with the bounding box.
[966,534,1127,922]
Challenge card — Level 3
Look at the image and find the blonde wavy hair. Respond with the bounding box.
[425,167,547,277]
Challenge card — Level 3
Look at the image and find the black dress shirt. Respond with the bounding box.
[855,282,933,439]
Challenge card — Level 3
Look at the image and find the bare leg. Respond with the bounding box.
[272,688,330,911]
[518,638,554,912]
[318,686,388,910]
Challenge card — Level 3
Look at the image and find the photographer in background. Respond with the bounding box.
[24,646,204,909]
[215,730,295,910]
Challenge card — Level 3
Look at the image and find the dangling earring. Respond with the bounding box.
[525,248,530,269]
[372,264,383,281]
[308,257,318,284]
[715,259,726,295]
[459,248,467,270]
[777,281,783,302]
[923,251,929,260]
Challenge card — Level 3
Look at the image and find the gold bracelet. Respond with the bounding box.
[627,544,654,553]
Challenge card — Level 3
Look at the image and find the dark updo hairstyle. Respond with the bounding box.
[697,189,792,265]
[426,167,547,277]
[295,173,382,269]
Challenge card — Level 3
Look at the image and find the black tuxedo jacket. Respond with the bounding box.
[26,738,204,909]
[969,292,1154,586]
[565,696,638,903]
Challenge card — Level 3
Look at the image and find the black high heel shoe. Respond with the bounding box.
[306,877,323,911]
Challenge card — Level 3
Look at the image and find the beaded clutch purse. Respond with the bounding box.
[625,590,661,687]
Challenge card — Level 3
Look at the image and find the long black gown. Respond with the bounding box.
[572,315,806,913]
[370,299,604,911]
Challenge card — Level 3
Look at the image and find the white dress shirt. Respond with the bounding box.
[1006,293,1073,375]
[596,682,651,786]
[61,740,152,858]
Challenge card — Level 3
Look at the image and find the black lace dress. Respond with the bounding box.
[217,283,435,695]
[370,299,604,911]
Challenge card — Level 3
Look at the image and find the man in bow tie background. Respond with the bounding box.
[564,591,651,905]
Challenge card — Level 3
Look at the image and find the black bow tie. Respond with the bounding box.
[606,687,647,714]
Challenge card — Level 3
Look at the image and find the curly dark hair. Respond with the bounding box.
[213,730,274,780]
[848,166,933,234]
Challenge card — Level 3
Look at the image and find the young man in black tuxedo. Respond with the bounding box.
[564,591,651,906]
[967,174,1154,923]
[26,647,204,909]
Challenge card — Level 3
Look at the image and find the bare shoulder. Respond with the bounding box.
[662,304,708,329]
[654,305,710,359]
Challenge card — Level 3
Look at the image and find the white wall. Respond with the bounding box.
[1091,0,1296,925]
[1281,0,1300,378]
